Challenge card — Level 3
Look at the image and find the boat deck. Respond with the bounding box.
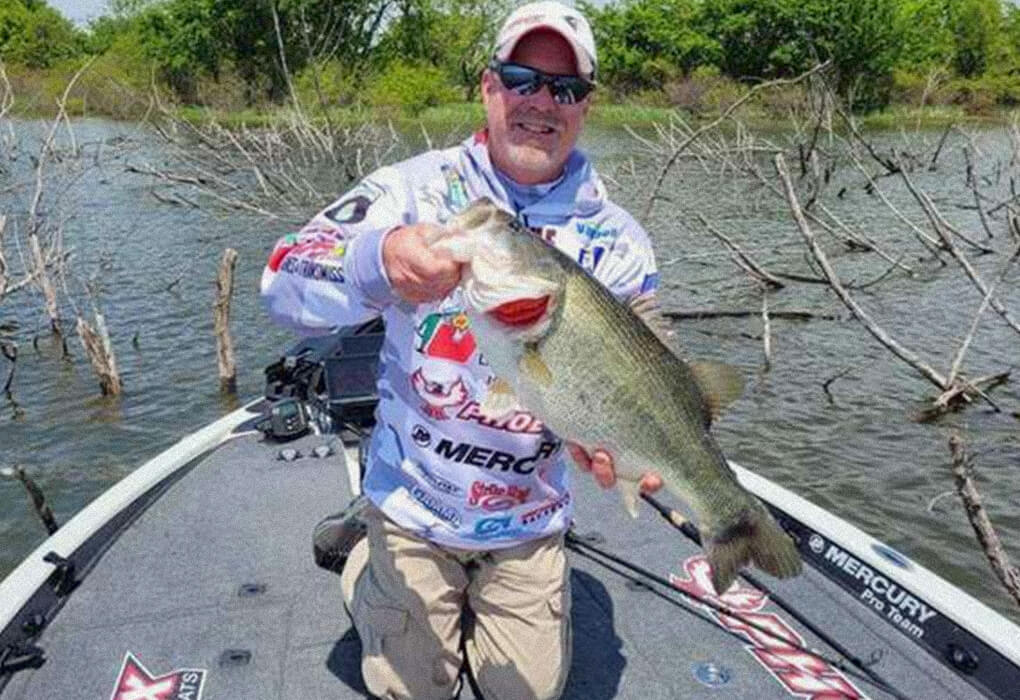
[0,404,1005,699]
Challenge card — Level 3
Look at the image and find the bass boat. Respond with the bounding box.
[1,320,1019,699]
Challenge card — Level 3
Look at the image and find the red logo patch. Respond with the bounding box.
[110,652,206,700]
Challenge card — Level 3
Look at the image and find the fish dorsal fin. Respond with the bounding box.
[689,361,744,423]
[630,293,679,350]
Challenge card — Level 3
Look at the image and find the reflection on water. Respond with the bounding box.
[1,118,1018,625]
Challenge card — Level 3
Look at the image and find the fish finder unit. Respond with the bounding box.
[254,398,310,441]
[263,318,384,435]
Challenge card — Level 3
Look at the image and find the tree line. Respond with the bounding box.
[1,0,1020,113]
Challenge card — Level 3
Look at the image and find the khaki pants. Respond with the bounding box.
[340,505,571,700]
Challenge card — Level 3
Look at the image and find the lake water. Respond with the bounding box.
[1,116,1018,625]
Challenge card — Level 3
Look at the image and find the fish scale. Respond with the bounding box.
[529,245,748,532]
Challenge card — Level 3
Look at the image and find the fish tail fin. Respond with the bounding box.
[705,506,802,594]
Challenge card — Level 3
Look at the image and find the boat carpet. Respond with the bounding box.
[0,429,985,699]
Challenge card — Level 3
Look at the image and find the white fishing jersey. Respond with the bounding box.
[261,131,659,549]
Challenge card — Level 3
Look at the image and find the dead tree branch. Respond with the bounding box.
[949,434,1020,609]
[776,153,950,390]
[693,213,785,288]
[643,61,830,220]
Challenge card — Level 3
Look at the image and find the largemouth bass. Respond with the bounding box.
[431,197,802,594]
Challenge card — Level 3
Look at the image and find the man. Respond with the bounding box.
[261,3,660,698]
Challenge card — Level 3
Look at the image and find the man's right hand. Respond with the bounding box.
[382,224,463,304]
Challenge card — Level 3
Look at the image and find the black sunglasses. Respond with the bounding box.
[489,60,595,105]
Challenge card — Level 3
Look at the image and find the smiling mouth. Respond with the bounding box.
[514,122,557,136]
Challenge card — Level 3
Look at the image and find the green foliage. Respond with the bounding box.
[948,0,1003,77]
[366,60,459,115]
[896,0,955,69]
[373,0,510,99]
[0,0,83,68]
[294,60,359,107]
[696,0,903,109]
[11,0,1020,118]
[580,0,719,91]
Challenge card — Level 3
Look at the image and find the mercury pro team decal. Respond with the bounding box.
[109,652,206,700]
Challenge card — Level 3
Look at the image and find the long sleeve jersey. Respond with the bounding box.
[261,132,659,550]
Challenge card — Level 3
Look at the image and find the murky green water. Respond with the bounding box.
[1,117,1018,626]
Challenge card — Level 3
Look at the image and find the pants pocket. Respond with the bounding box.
[355,588,409,657]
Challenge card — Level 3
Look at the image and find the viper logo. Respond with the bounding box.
[109,652,206,700]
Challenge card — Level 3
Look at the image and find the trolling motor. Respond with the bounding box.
[259,318,384,441]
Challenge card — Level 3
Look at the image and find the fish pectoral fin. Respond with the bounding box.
[519,344,554,387]
[689,361,745,423]
[479,377,518,419]
[618,480,641,519]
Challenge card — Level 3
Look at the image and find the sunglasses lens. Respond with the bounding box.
[551,78,592,105]
[499,64,541,95]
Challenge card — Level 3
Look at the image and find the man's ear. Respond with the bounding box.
[480,70,496,107]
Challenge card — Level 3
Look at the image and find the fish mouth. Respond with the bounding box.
[486,296,551,327]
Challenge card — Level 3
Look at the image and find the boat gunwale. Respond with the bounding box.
[733,462,1020,670]
[0,401,262,660]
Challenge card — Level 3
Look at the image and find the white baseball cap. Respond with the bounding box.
[493,1,597,80]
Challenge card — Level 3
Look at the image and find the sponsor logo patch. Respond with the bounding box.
[411,366,470,420]
[671,556,864,698]
[109,652,206,700]
[442,165,470,211]
[434,439,560,475]
[411,424,432,447]
[520,491,571,525]
[416,311,477,364]
[473,515,529,541]
[323,182,382,225]
[468,480,530,511]
[576,222,618,241]
[415,462,462,496]
[456,401,545,434]
[409,484,462,526]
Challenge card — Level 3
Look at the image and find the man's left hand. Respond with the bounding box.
[566,442,663,493]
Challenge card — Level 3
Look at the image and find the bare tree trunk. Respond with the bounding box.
[76,312,122,396]
[28,225,60,333]
[949,434,1020,609]
[0,213,7,297]
[214,248,239,393]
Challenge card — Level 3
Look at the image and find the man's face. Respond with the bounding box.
[482,29,591,185]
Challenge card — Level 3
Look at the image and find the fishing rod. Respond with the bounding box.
[564,532,910,700]
[638,491,906,696]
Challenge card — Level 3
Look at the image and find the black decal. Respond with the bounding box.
[325,195,373,225]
